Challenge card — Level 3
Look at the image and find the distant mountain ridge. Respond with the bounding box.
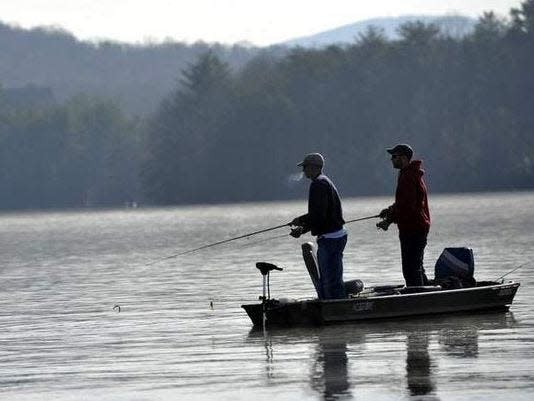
[282,15,477,47]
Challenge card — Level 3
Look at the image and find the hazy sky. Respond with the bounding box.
[0,0,524,45]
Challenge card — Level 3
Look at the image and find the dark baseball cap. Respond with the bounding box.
[387,144,413,159]
[297,152,324,167]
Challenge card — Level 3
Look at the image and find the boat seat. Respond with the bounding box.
[400,285,442,294]
[301,242,365,298]
[256,262,283,276]
[302,242,320,294]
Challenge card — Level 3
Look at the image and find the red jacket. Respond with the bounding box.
[390,160,431,234]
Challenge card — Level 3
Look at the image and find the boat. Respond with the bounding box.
[241,243,520,328]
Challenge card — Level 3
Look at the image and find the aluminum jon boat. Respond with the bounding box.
[241,243,520,328]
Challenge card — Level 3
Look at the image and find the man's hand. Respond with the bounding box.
[376,219,392,231]
[289,217,302,226]
[290,226,304,238]
[379,207,391,219]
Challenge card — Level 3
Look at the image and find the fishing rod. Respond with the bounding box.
[495,261,530,282]
[240,233,290,248]
[346,214,380,224]
[240,214,379,247]
[145,214,380,266]
[144,222,291,266]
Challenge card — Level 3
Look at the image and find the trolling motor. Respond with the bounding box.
[256,262,283,329]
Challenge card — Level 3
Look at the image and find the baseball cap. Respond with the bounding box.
[297,153,324,167]
[387,144,413,159]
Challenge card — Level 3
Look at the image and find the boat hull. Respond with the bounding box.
[241,281,520,327]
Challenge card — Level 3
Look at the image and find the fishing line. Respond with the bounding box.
[495,261,531,282]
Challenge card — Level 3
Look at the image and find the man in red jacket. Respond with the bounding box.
[377,144,431,286]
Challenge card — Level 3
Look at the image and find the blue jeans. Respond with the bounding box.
[317,235,347,300]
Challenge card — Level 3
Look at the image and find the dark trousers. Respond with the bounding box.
[399,232,429,286]
[317,235,347,299]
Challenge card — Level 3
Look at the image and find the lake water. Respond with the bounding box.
[1,192,533,400]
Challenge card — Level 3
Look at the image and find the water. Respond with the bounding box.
[0,192,533,400]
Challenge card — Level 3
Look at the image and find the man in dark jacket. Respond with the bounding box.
[290,153,347,299]
[377,144,431,286]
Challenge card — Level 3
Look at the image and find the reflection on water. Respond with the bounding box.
[406,331,436,398]
[250,311,518,401]
[311,337,352,400]
[0,192,533,400]
[439,326,479,359]
[263,333,275,380]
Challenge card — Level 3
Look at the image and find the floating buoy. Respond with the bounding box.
[113,305,121,312]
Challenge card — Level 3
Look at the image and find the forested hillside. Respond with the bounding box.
[0,22,264,115]
[1,1,533,210]
[142,3,534,204]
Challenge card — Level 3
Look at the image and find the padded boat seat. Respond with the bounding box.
[400,285,442,294]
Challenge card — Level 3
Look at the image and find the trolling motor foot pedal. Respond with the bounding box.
[256,262,283,276]
[256,262,283,299]
[255,262,283,304]
[255,262,283,330]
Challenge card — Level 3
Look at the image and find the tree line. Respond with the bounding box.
[1,1,533,210]
[0,21,264,116]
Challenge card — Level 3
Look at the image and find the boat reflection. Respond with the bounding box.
[263,332,275,380]
[310,337,352,400]
[406,331,437,398]
[438,325,479,358]
[247,311,516,400]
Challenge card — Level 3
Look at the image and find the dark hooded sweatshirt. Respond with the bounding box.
[390,160,431,234]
